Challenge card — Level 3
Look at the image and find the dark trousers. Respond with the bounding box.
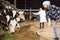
[40,22,44,29]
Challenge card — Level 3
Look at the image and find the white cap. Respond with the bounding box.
[43,1,50,6]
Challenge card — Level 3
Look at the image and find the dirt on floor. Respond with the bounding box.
[13,23,39,40]
[1,20,60,40]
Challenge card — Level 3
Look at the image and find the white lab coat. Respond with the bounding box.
[34,10,46,23]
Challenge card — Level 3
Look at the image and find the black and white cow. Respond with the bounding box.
[8,9,20,33]
[18,11,25,21]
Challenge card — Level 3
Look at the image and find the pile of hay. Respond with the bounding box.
[13,24,39,40]
[1,22,39,40]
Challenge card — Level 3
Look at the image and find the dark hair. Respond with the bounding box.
[42,7,45,10]
[40,6,45,10]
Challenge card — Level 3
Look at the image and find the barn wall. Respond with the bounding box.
[6,0,60,9]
